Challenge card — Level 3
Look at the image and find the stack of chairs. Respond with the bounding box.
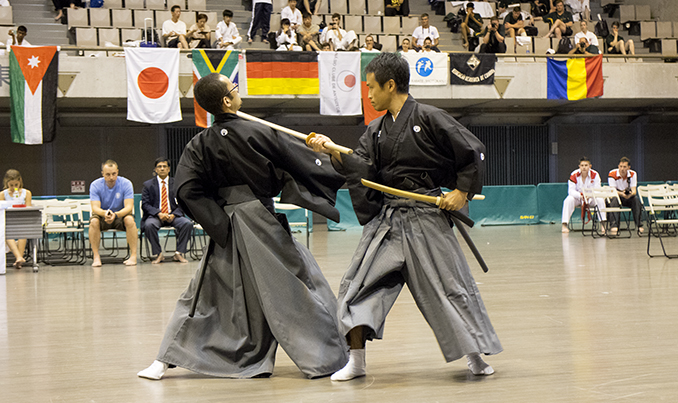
[34,199,87,265]
[641,184,678,258]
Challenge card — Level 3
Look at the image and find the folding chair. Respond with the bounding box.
[138,200,178,262]
[645,187,678,258]
[189,222,209,260]
[274,198,310,248]
[40,200,86,265]
[588,187,633,238]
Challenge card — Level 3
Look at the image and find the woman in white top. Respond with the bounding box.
[0,169,32,268]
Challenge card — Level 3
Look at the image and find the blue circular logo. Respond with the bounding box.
[415,57,434,77]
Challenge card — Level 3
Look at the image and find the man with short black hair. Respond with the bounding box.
[162,5,188,48]
[89,160,137,267]
[479,16,507,53]
[137,73,348,381]
[281,0,302,31]
[141,158,193,264]
[320,13,358,51]
[561,157,606,233]
[214,9,242,49]
[309,52,502,381]
[608,157,643,235]
[298,12,320,51]
[504,6,526,38]
[568,36,597,55]
[460,3,483,49]
[7,25,30,49]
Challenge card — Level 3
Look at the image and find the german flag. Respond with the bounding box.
[246,51,319,95]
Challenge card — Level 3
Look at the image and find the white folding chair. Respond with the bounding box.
[645,187,678,258]
[274,198,310,248]
[41,200,86,265]
[588,187,633,238]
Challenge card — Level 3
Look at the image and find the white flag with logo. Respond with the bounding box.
[125,48,182,123]
[319,52,361,116]
[402,52,448,86]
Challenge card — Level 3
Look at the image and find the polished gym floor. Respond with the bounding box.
[2,224,677,402]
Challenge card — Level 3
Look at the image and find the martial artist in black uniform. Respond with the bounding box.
[138,73,348,380]
[310,53,502,381]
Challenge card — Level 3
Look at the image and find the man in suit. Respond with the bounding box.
[141,157,193,264]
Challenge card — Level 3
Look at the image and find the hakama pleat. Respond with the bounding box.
[157,199,348,378]
[337,199,503,362]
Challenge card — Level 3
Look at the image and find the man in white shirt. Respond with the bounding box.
[215,9,242,49]
[248,0,273,44]
[562,156,606,233]
[320,13,357,51]
[281,0,302,31]
[573,20,598,48]
[412,13,439,52]
[7,26,30,50]
[360,35,380,53]
[607,157,643,235]
[162,5,188,48]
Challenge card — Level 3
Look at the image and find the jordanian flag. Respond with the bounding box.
[9,46,58,144]
[246,51,318,95]
[192,49,240,128]
[361,52,386,125]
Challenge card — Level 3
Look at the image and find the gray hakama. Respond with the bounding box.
[154,113,349,378]
[336,95,502,361]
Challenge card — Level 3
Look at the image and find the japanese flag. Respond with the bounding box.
[125,48,182,123]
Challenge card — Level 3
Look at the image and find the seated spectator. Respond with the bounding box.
[385,0,409,17]
[540,0,573,39]
[360,35,380,53]
[298,12,320,51]
[248,0,273,44]
[479,16,507,53]
[607,157,643,235]
[420,37,438,53]
[281,0,302,31]
[187,14,211,49]
[163,5,189,49]
[574,20,598,48]
[561,156,606,233]
[320,42,332,51]
[7,26,29,49]
[141,158,193,264]
[497,1,508,19]
[504,6,526,38]
[214,9,242,49]
[568,36,597,55]
[399,37,417,53]
[606,21,635,56]
[460,3,483,50]
[320,13,358,51]
[276,18,302,51]
[89,160,137,267]
[0,169,32,269]
[298,0,322,16]
[564,0,589,22]
[412,13,440,52]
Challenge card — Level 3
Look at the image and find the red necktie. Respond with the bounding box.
[161,180,169,214]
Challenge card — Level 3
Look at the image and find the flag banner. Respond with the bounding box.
[450,54,496,85]
[9,46,58,144]
[402,52,448,86]
[361,52,386,125]
[125,48,182,124]
[192,49,240,128]
[246,51,318,95]
[319,52,361,116]
[547,55,603,100]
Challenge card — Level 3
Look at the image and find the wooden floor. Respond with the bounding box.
[2,225,678,402]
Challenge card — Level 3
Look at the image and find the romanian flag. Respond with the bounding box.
[360,53,386,125]
[246,51,318,95]
[192,49,240,128]
[9,46,58,144]
[547,55,603,100]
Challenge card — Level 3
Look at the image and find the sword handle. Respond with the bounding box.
[306,132,354,155]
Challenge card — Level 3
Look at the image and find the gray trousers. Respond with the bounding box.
[337,197,502,362]
[143,216,193,255]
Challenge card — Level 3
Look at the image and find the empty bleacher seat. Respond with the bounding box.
[104,0,123,8]
[317,0,329,14]
[640,21,656,41]
[344,15,362,33]
[112,9,134,28]
[504,37,516,55]
[0,6,13,26]
[515,37,532,54]
[202,12,218,26]
[401,16,418,35]
[75,28,98,46]
[377,34,396,52]
[180,11,196,27]
[383,16,400,34]
[67,8,89,28]
[534,37,550,54]
[121,28,142,43]
[133,10,154,28]
[367,0,384,15]
[146,0,166,10]
[619,5,635,24]
[98,28,121,46]
[348,0,365,14]
[188,0,207,10]
[662,39,677,55]
[125,0,144,9]
[90,8,111,27]
[331,0,348,15]
[534,20,549,36]
[270,13,281,33]
[656,21,672,39]
[155,10,171,28]
[273,0,287,13]
[363,15,380,34]
[635,5,651,21]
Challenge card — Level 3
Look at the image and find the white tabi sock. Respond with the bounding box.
[467,353,494,376]
[330,349,366,381]
[137,360,169,380]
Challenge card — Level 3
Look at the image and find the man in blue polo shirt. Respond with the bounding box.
[89,159,137,267]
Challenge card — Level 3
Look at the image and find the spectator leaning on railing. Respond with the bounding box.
[7,26,30,50]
